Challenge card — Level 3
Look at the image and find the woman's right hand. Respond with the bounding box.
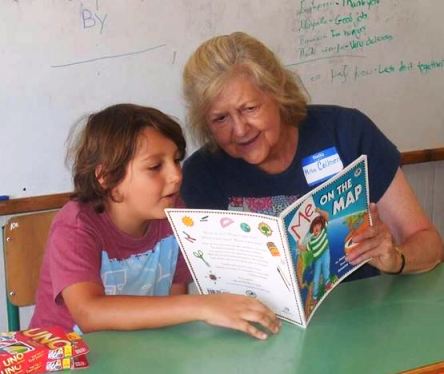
[198,293,281,340]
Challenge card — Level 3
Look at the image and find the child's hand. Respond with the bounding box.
[199,294,281,340]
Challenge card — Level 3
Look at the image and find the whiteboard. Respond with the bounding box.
[1,0,443,198]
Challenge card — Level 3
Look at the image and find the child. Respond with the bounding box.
[298,208,332,307]
[30,104,280,340]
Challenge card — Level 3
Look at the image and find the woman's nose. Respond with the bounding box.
[232,114,248,137]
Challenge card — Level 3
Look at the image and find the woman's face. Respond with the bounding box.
[206,75,294,172]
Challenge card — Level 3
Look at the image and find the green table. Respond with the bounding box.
[83,265,444,374]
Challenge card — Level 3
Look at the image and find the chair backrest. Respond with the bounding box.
[2,210,58,331]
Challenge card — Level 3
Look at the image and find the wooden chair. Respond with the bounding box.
[2,210,58,331]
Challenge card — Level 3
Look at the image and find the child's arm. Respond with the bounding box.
[316,207,329,221]
[170,283,188,295]
[62,282,280,340]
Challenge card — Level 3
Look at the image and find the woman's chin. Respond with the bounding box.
[233,147,267,165]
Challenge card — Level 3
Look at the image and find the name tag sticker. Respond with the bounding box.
[302,147,344,186]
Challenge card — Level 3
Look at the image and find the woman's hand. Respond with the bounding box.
[345,203,403,273]
[198,293,281,340]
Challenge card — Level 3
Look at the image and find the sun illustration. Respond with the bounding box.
[182,216,194,227]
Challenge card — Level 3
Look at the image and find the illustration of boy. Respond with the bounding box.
[298,208,332,308]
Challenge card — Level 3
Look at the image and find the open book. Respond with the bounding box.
[166,155,371,327]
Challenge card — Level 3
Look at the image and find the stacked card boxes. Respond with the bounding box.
[0,327,89,373]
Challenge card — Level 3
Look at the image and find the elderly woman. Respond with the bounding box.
[181,32,443,279]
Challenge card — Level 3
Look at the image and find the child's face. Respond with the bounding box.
[312,223,322,236]
[108,127,182,234]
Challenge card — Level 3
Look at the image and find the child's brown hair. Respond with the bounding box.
[70,104,186,213]
[309,215,326,234]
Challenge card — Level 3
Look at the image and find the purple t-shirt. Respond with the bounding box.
[30,200,190,331]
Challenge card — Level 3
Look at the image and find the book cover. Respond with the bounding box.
[166,155,371,327]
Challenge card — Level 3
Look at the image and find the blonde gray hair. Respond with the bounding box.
[183,31,308,149]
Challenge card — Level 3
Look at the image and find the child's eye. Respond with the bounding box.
[147,164,161,171]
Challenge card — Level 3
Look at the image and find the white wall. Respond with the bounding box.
[1,0,444,198]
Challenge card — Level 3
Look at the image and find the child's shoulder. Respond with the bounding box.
[54,200,101,229]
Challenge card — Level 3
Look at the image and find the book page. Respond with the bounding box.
[280,155,370,323]
[166,209,304,326]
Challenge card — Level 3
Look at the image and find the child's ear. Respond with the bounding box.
[95,165,106,188]
[96,165,124,203]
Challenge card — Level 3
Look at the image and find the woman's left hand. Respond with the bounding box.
[345,203,402,273]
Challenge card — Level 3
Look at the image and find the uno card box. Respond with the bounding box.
[0,327,89,373]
